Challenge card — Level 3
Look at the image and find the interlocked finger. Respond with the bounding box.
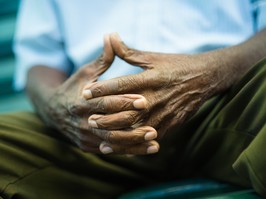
[89,126,157,145]
[88,110,144,130]
[83,94,147,114]
[99,140,160,155]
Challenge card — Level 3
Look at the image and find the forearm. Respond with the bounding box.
[234,28,266,69]
[205,28,266,94]
[26,66,67,126]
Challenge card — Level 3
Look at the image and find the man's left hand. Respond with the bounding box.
[83,33,222,153]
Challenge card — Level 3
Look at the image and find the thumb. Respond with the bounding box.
[110,32,152,70]
[79,35,115,82]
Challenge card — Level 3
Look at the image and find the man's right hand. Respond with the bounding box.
[26,35,159,154]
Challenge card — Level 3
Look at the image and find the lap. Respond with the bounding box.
[0,112,153,199]
[0,58,266,198]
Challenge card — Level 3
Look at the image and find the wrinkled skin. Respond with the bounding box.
[83,33,224,153]
[31,36,159,154]
[28,29,266,155]
[27,28,266,155]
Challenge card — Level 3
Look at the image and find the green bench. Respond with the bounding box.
[0,0,32,113]
[120,178,261,199]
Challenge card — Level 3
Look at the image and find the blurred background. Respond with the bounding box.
[0,0,32,113]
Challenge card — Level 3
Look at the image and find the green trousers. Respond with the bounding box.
[0,59,266,199]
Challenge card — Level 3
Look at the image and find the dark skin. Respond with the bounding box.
[27,30,266,155]
[27,35,158,154]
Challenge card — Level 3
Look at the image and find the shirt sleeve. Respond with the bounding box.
[252,0,266,31]
[13,0,72,90]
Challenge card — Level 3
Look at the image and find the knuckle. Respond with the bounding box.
[118,98,132,110]
[117,76,140,92]
[77,132,87,142]
[92,84,106,97]
[125,111,138,125]
[98,55,105,65]
[94,56,105,69]
[124,48,134,59]
[101,53,113,66]
[92,81,118,97]
[133,128,146,136]
[68,101,84,115]
[96,96,133,113]
[106,131,116,143]
[103,97,115,112]
[140,126,156,132]
[117,78,129,92]
[68,103,79,114]
[130,134,143,143]
[94,128,113,142]
[90,127,102,137]
[79,119,89,130]
[61,123,74,134]
[95,98,105,113]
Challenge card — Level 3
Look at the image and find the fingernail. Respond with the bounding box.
[147,145,159,154]
[144,132,157,141]
[101,146,113,154]
[83,89,92,99]
[133,98,147,109]
[88,119,98,128]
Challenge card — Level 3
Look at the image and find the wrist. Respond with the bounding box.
[197,45,254,95]
[202,29,266,95]
[28,86,58,127]
[26,66,67,127]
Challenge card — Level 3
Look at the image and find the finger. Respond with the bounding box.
[78,34,115,82]
[69,93,147,116]
[99,140,160,155]
[93,34,115,75]
[88,110,142,130]
[110,32,152,69]
[83,69,159,99]
[82,72,145,99]
[83,94,147,114]
[90,126,157,145]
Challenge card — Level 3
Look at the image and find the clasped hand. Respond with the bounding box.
[50,33,216,155]
[82,33,216,155]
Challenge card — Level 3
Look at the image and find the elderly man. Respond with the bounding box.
[0,0,266,198]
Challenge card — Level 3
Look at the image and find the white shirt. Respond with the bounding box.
[14,0,266,90]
